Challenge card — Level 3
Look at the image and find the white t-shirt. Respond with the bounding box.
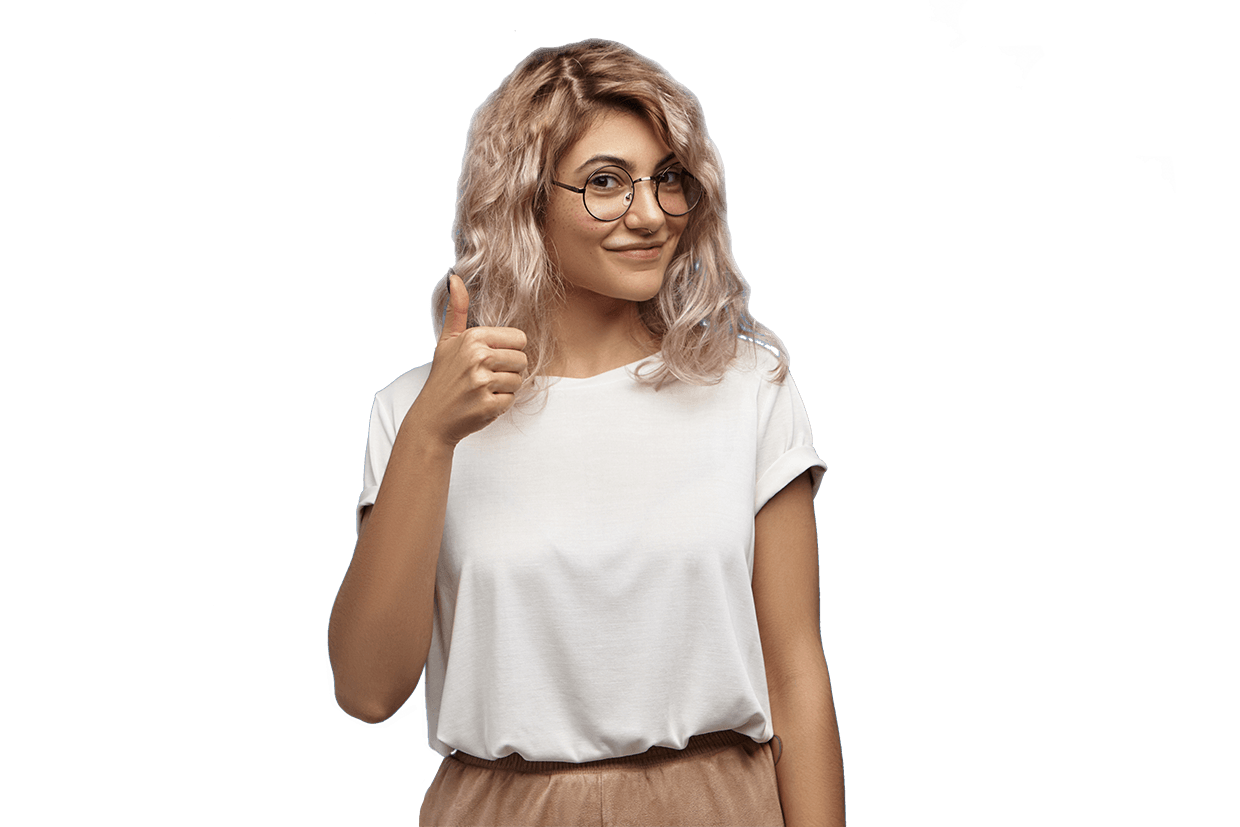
[356,342,826,762]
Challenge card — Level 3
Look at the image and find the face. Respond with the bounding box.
[543,109,689,306]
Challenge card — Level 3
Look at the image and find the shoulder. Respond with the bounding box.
[719,337,783,384]
[722,340,807,431]
[729,337,778,369]
[373,361,434,413]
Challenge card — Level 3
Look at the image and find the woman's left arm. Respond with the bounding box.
[753,470,845,827]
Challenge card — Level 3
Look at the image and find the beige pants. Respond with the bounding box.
[419,729,785,827]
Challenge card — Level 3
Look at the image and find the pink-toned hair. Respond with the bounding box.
[430,39,790,410]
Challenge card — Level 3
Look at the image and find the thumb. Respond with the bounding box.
[441,274,470,340]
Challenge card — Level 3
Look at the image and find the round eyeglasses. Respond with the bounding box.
[552,165,703,222]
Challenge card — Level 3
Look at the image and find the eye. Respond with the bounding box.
[590,173,624,189]
[656,168,685,188]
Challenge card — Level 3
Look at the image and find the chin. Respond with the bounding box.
[563,261,668,304]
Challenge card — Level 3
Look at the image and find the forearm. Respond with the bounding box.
[328,414,454,722]
[768,662,845,827]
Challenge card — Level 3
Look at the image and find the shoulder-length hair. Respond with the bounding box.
[430,39,790,411]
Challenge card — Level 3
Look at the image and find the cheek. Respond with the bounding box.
[547,210,607,257]
[566,203,607,235]
[668,217,690,250]
[555,208,607,247]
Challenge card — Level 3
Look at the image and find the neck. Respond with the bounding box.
[545,286,659,378]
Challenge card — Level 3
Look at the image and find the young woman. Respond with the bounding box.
[328,39,845,827]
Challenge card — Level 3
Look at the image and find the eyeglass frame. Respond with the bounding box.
[550,165,702,222]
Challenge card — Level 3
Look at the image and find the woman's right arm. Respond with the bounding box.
[328,411,455,723]
[328,275,527,723]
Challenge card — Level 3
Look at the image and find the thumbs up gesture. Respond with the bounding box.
[406,274,529,448]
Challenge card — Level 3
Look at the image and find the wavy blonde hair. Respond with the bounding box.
[430,39,790,411]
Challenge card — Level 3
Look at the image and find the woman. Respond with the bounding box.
[328,39,845,826]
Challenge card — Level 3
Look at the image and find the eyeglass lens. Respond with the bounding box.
[582,165,703,221]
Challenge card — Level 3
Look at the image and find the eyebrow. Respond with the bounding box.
[573,152,678,174]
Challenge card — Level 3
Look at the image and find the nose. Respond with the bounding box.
[623,177,666,233]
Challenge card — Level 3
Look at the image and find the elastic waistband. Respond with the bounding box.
[448,729,762,774]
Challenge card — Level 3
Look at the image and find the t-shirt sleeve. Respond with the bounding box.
[356,392,398,536]
[754,368,827,514]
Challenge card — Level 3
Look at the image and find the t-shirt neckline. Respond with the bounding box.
[550,352,664,386]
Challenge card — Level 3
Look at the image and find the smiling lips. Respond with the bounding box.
[605,240,664,250]
[609,243,664,260]
[607,240,664,260]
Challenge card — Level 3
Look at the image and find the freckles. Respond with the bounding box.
[548,205,589,235]
[565,207,599,232]
[551,215,572,234]
[568,218,608,242]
